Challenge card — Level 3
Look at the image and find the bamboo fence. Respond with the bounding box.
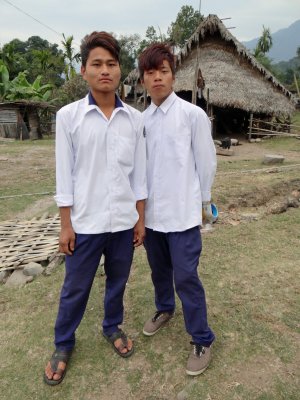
[0,214,60,272]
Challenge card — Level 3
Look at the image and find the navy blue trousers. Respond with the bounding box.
[144,226,215,346]
[54,229,134,351]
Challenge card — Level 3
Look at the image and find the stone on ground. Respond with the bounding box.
[263,154,285,165]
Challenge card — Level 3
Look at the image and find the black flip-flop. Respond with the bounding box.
[103,329,134,358]
[43,349,72,386]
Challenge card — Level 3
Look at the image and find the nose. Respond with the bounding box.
[100,65,109,75]
[153,70,162,80]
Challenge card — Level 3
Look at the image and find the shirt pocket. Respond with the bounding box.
[117,129,135,169]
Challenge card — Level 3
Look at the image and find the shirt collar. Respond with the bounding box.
[88,91,124,108]
[147,91,177,115]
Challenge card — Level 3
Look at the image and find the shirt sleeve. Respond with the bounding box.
[129,115,148,201]
[54,109,74,207]
[191,108,217,202]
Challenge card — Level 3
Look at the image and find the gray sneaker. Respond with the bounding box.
[186,342,211,376]
[143,311,174,336]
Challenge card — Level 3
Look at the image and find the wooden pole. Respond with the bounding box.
[294,72,300,97]
[249,113,253,141]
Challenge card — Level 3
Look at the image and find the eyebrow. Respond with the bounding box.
[90,57,117,63]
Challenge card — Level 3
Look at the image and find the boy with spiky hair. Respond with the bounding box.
[44,31,147,385]
[139,43,216,376]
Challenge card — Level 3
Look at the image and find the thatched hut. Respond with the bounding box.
[123,68,145,110]
[0,101,55,140]
[174,15,296,136]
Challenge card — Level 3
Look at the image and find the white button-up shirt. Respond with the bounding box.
[143,92,216,232]
[55,93,147,234]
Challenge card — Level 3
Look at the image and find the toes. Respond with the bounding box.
[45,361,66,381]
[45,362,54,379]
[114,338,133,354]
[127,338,133,351]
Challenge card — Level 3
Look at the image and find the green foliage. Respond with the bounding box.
[137,25,167,55]
[0,61,10,100]
[1,36,65,87]
[273,46,300,90]
[118,34,141,80]
[254,26,273,58]
[0,61,53,102]
[61,34,81,81]
[167,5,202,47]
[53,74,88,106]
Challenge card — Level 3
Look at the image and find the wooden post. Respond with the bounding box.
[143,89,147,110]
[249,113,253,141]
[206,88,209,114]
[133,81,137,105]
[294,72,300,97]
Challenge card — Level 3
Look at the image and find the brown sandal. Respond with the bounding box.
[103,329,134,358]
[43,349,72,386]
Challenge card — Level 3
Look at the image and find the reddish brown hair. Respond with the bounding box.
[138,43,175,78]
[80,31,120,66]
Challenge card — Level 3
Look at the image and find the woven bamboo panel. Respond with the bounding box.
[0,215,60,272]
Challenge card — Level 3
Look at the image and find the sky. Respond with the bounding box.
[1,0,299,50]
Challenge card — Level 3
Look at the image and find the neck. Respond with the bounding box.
[90,90,116,119]
[152,90,173,107]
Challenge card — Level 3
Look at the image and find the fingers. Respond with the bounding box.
[59,240,73,255]
[59,230,76,255]
[133,230,145,247]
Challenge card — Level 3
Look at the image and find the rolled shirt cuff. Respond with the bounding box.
[134,191,148,202]
[54,194,74,207]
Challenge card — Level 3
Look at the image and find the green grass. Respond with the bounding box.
[0,139,55,220]
[291,110,300,130]
[259,136,300,152]
[1,209,299,399]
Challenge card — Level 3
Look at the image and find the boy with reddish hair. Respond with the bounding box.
[44,31,147,385]
[139,43,216,376]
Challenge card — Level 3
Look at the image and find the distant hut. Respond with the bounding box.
[123,69,146,111]
[174,14,296,136]
[0,101,55,140]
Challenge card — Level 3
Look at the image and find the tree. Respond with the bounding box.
[54,74,88,106]
[254,26,273,58]
[118,34,141,80]
[61,34,81,81]
[137,26,167,55]
[167,5,203,47]
[1,36,65,86]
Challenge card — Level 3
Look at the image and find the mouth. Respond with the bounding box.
[99,78,112,83]
[152,84,164,89]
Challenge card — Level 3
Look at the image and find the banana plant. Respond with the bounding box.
[0,61,11,101]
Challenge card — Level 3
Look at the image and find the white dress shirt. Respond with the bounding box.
[55,93,147,234]
[143,91,216,232]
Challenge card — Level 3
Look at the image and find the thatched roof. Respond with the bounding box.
[174,15,295,116]
[123,68,140,85]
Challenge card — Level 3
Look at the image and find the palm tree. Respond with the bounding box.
[61,34,81,81]
[254,26,273,57]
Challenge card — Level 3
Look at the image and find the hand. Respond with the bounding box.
[133,219,145,247]
[59,226,75,255]
[202,201,213,224]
